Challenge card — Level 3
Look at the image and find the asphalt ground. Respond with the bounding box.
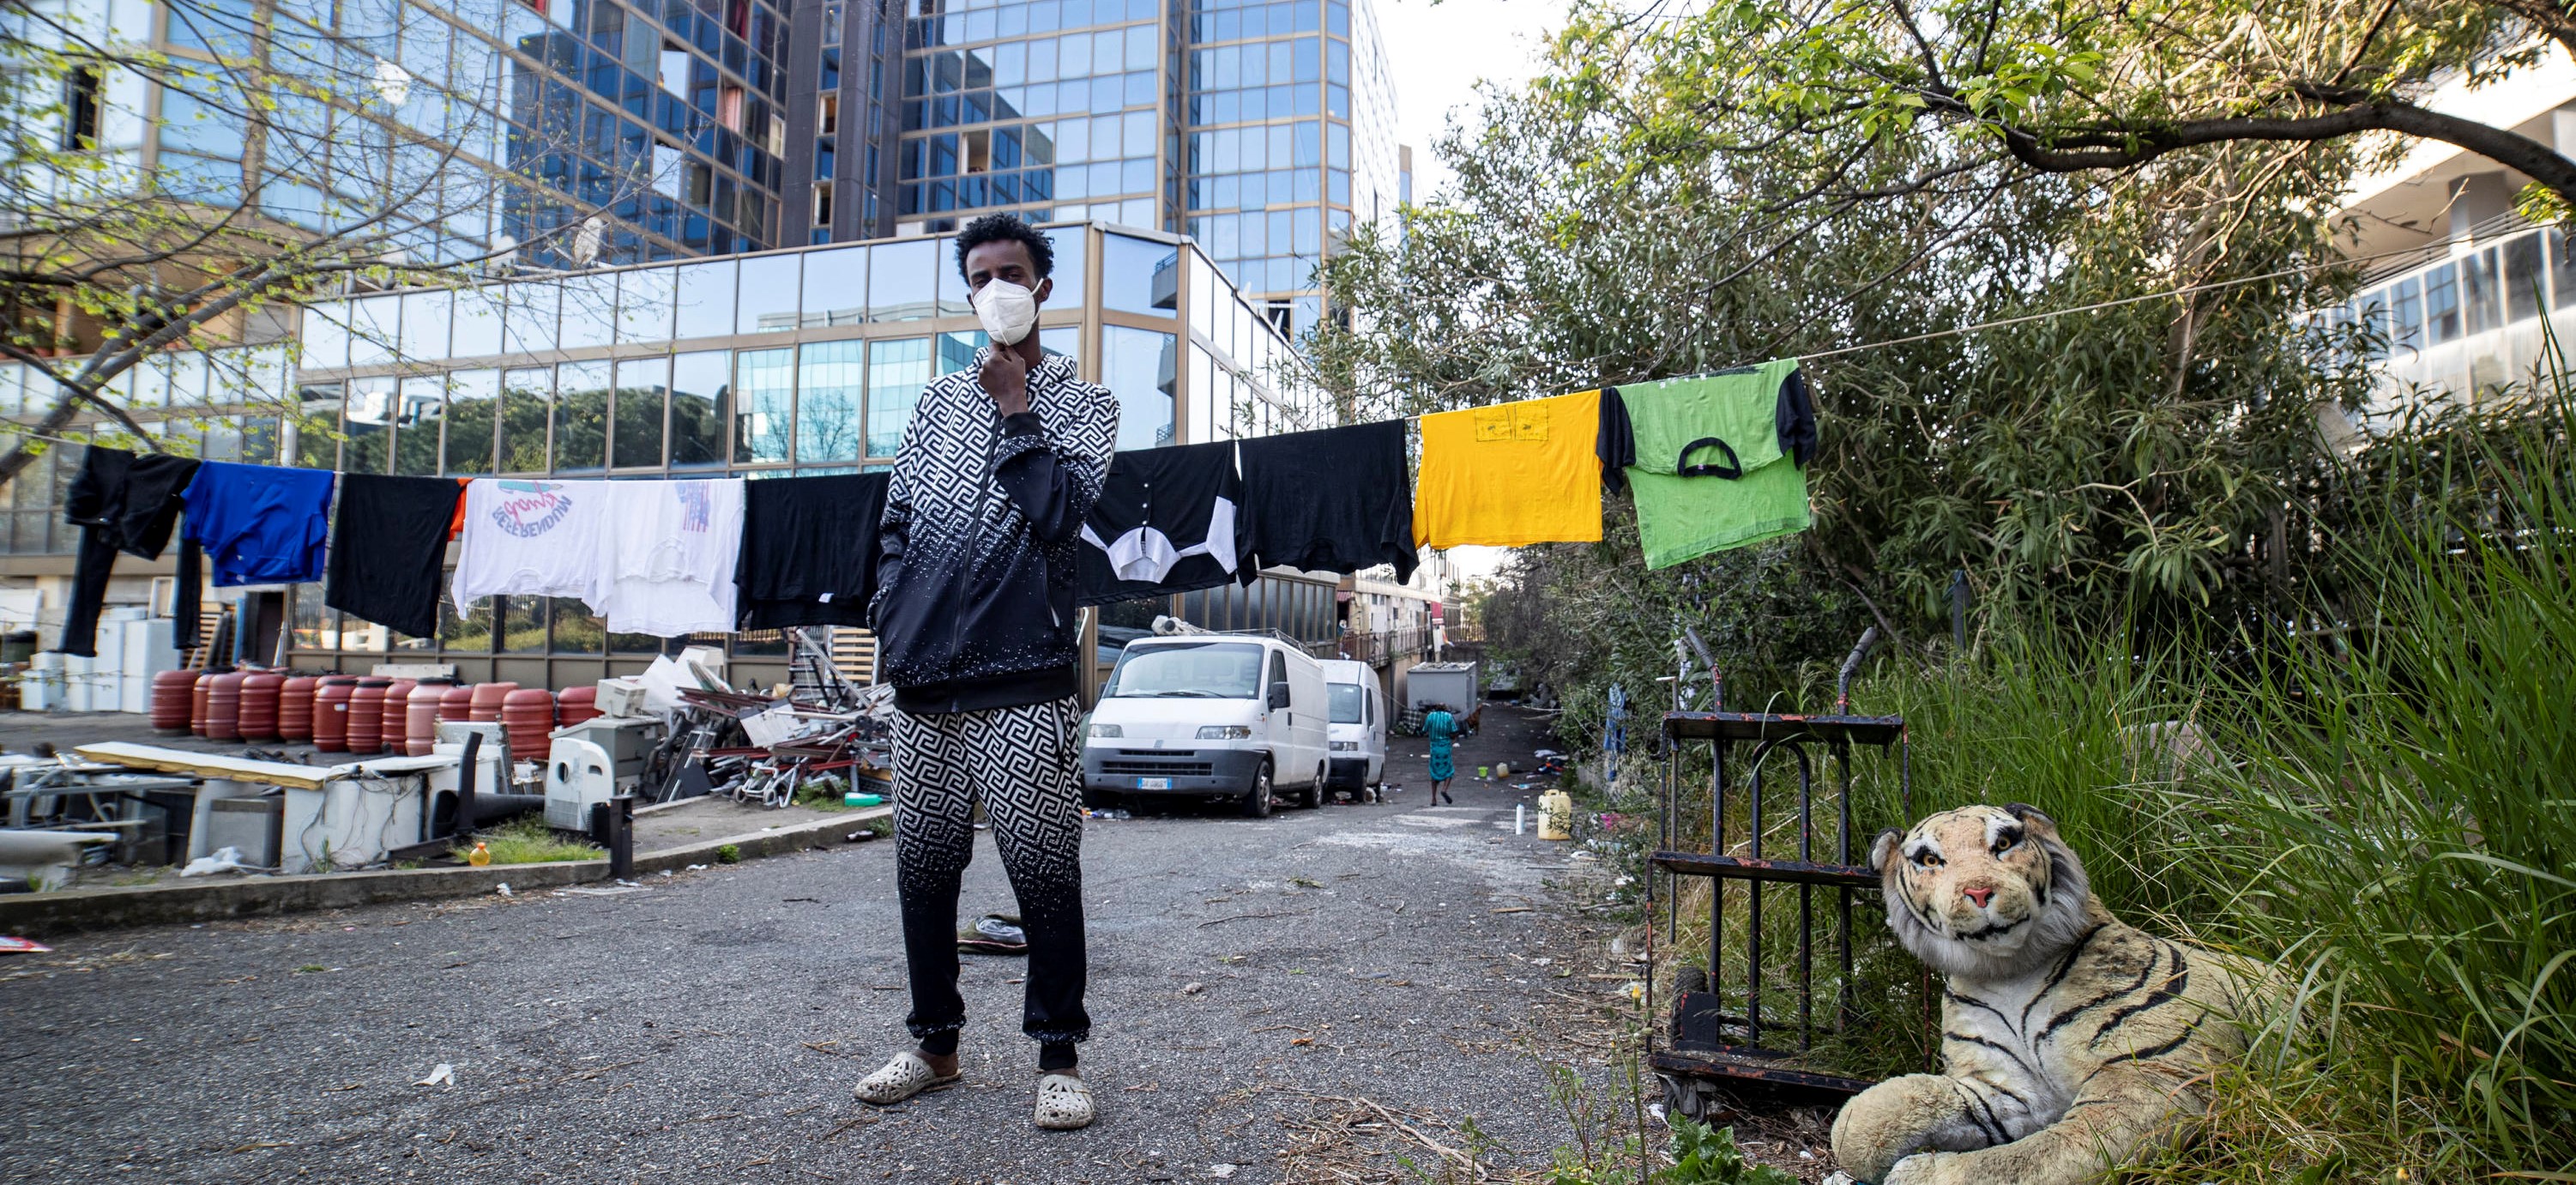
[0,705,1677,1184]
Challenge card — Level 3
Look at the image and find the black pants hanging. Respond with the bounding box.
[57,448,203,656]
[891,695,1089,1067]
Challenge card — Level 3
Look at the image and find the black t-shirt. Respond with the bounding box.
[735,472,892,629]
[1238,420,1417,582]
[324,473,465,640]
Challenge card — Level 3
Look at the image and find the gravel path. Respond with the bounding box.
[1,706,1650,1183]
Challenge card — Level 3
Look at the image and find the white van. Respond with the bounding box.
[1320,659,1386,801]
[1082,635,1330,816]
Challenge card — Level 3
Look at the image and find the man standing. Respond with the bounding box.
[855,214,1119,1131]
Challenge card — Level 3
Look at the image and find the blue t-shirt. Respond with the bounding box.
[182,461,335,587]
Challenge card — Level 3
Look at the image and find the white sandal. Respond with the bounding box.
[1033,1072,1095,1130]
[854,1050,962,1105]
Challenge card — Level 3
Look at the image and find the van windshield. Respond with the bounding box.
[1103,642,1265,698]
[1328,683,1364,723]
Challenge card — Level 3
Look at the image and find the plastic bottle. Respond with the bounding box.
[467,841,492,868]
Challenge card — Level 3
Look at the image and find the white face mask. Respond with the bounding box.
[973,279,1040,346]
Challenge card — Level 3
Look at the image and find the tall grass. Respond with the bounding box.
[1813,400,2576,1178]
[2176,400,2576,1175]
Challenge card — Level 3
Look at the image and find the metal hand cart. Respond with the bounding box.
[1648,628,1927,1113]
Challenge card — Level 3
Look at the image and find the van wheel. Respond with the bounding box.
[1241,760,1274,819]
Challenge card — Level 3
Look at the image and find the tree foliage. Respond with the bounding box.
[1310,0,2383,709]
[1628,0,2576,212]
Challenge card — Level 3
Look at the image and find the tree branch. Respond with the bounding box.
[1971,88,2576,209]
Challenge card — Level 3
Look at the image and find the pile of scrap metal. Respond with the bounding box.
[639,629,891,808]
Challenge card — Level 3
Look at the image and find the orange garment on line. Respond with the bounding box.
[444,478,470,540]
[1412,389,1604,548]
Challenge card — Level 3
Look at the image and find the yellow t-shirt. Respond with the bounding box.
[1413,390,1604,548]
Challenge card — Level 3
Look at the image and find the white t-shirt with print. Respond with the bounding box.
[451,479,611,614]
[594,478,745,637]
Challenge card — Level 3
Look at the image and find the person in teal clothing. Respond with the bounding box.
[1423,704,1459,805]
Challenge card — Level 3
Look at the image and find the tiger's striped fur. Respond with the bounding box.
[1829,804,2268,1185]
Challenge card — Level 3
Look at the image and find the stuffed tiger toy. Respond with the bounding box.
[1827,803,2270,1185]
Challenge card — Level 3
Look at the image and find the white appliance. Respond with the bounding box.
[118,617,179,714]
[21,652,62,711]
[544,736,616,831]
[1405,661,1481,714]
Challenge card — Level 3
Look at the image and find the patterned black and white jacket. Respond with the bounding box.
[871,348,1119,713]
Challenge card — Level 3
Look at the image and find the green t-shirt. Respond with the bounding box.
[1619,362,1813,568]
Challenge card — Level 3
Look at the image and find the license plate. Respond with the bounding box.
[1135,777,1172,790]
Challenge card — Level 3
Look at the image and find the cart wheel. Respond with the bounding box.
[1659,1072,1716,1123]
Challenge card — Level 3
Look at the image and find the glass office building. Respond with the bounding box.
[0,221,1338,691]
[888,0,1398,338]
[13,0,801,270]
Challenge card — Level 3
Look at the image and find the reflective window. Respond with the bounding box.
[294,381,341,469]
[1187,344,1215,443]
[445,369,500,475]
[1187,250,1216,339]
[558,271,618,350]
[673,258,738,338]
[738,253,801,333]
[202,416,244,464]
[734,347,795,463]
[1047,224,1088,301]
[549,596,604,654]
[2463,248,2502,336]
[2424,263,2460,344]
[669,350,730,469]
[401,289,451,360]
[613,356,668,468]
[347,295,401,366]
[2506,233,2544,322]
[1101,233,1178,315]
[867,337,932,457]
[936,236,975,316]
[451,287,505,357]
[800,245,869,326]
[344,376,396,473]
[301,303,351,370]
[166,352,209,406]
[869,237,938,321]
[616,266,676,343]
[1100,325,1175,450]
[1040,324,1080,364]
[797,341,866,463]
[938,330,985,375]
[504,283,560,354]
[439,592,495,654]
[290,586,332,650]
[499,595,544,653]
[498,367,552,473]
[553,359,612,471]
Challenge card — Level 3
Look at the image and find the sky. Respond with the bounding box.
[1372,0,1578,200]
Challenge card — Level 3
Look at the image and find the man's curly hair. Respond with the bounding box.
[954,213,1056,283]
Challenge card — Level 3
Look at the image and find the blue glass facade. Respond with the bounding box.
[889,0,1397,338]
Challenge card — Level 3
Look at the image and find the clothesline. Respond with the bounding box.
[1390,241,2440,419]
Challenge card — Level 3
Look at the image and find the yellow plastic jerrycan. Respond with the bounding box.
[1537,788,1575,841]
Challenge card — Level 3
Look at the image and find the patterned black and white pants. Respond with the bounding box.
[892,696,1089,1065]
